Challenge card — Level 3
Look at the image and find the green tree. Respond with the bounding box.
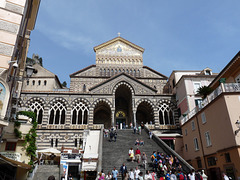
[197,86,213,99]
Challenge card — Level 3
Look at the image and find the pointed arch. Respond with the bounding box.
[157,100,175,125]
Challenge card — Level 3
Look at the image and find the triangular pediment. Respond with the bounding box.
[94,37,144,58]
[89,73,157,95]
[94,37,144,52]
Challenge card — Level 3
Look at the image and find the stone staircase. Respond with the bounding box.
[32,165,59,180]
[102,129,165,175]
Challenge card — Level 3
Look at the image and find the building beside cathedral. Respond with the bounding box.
[19,36,181,150]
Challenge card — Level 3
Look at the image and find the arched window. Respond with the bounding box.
[71,102,89,124]
[134,69,136,76]
[158,103,175,125]
[29,101,44,124]
[49,101,66,124]
[32,80,35,85]
[44,80,47,86]
[38,80,41,85]
[27,80,29,85]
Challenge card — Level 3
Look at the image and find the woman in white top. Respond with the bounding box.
[105,171,112,180]
[144,170,152,180]
[129,148,134,162]
[129,169,134,180]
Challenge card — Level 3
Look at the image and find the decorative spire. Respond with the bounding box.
[117,32,121,37]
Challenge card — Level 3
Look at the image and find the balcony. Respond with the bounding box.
[181,83,240,125]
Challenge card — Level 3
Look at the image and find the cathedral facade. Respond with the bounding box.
[20,37,179,149]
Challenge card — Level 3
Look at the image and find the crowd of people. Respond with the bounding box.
[97,148,208,180]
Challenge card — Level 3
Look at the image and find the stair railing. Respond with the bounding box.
[144,125,194,173]
[97,125,104,173]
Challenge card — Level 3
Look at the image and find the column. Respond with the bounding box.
[65,106,72,129]
[88,107,94,129]
[154,108,160,129]
[111,110,115,127]
[133,109,136,127]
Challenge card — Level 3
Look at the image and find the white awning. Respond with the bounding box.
[82,161,97,171]
[37,148,61,155]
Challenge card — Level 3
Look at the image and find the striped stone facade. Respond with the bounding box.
[20,37,180,150]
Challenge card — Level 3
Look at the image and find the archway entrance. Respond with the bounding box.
[136,101,154,125]
[93,101,111,128]
[115,84,133,127]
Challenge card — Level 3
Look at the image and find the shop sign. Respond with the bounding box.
[0,152,21,161]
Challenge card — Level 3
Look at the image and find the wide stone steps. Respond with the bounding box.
[33,165,59,180]
[102,129,164,175]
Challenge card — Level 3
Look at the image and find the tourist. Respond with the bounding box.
[135,139,140,146]
[134,126,136,134]
[141,152,147,169]
[61,174,65,180]
[140,122,144,129]
[169,155,174,166]
[98,172,104,180]
[110,130,114,142]
[135,147,141,163]
[101,169,105,178]
[170,170,177,180]
[112,167,119,180]
[134,167,140,180]
[176,170,186,180]
[68,174,73,180]
[120,163,128,180]
[129,148,134,162]
[150,171,156,180]
[165,171,170,180]
[138,171,143,180]
[144,170,151,180]
[129,169,134,180]
[222,172,230,180]
[188,169,195,180]
[138,126,141,135]
[114,131,117,142]
[124,171,129,180]
[48,176,55,180]
[195,171,203,180]
[139,139,144,146]
[106,172,112,180]
[130,122,133,129]
[149,131,152,139]
[173,157,180,167]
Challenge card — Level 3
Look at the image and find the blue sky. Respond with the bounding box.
[28,0,240,86]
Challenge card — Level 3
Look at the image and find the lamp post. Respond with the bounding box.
[235,119,240,135]
[6,63,37,121]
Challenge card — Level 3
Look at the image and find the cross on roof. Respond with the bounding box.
[117,32,121,37]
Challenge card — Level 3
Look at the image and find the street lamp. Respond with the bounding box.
[235,119,240,135]
[25,65,37,78]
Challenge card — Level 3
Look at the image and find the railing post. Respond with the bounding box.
[220,82,225,92]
